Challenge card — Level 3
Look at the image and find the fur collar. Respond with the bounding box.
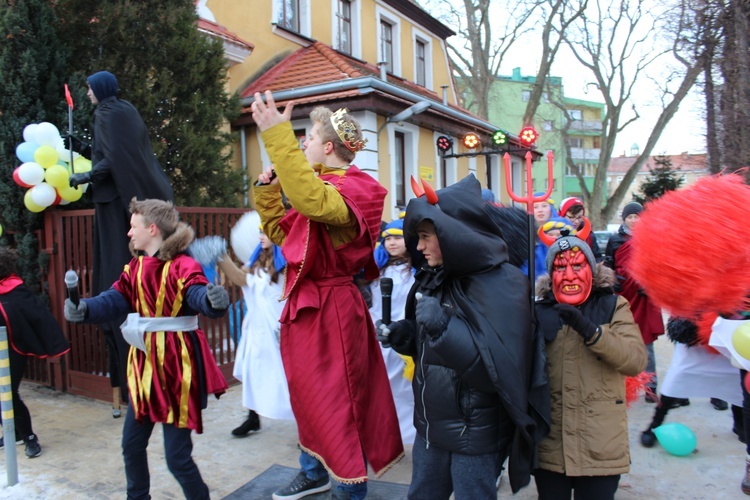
[129,222,195,261]
[535,262,616,298]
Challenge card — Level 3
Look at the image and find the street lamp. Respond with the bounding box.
[377,100,432,136]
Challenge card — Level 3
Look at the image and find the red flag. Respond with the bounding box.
[64,84,74,109]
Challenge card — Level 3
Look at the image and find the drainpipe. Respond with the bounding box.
[378,61,388,80]
[441,85,449,106]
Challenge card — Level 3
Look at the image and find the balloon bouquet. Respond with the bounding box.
[11,85,91,213]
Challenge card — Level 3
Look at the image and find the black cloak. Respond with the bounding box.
[403,174,550,493]
[0,283,69,358]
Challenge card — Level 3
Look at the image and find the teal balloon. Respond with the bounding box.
[654,422,697,456]
[15,141,38,163]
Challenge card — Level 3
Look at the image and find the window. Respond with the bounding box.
[337,0,352,54]
[279,0,299,32]
[593,137,601,148]
[543,120,553,131]
[616,175,623,184]
[568,109,582,121]
[415,40,426,87]
[542,92,549,103]
[568,138,583,148]
[522,90,531,102]
[380,20,393,72]
[394,131,406,206]
[294,129,307,149]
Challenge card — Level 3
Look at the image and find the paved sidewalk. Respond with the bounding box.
[0,335,748,499]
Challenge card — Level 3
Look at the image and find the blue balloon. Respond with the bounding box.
[15,141,39,163]
[654,422,697,456]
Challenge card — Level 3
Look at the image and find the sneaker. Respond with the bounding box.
[641,429,657,448]
[112,407,122,418]
[272,471,331,500]
[673,398,690,407]
[711,398,729,411]
[232,410,260,437]
[24,434,41,458]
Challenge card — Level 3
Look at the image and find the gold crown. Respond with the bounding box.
[331,108,367,152]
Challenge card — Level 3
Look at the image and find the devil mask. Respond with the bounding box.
[546,233,597,306]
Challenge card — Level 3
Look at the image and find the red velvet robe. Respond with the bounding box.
[113,254,228,433]
[279,166,404,483]
[615,239,665,344]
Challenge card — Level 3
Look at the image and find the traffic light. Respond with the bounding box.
[436,135,453,153]
[463,132,480,149]
[492,130,507,146]
[519,126,539,147]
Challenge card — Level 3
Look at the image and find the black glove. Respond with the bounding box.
[206,283,230,310]
[377,320,412,353]
[554,303,598,342]
[415,293,450,338]
[69,172,92,188]
[375,320,391,348]
[64,298,88,322]
[63,134,90,156]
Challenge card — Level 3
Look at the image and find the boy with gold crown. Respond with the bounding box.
[251,91,403,500]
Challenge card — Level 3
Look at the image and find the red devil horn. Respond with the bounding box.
[410,176,425,197]
[422,179,439,205]
[538,226,557,246]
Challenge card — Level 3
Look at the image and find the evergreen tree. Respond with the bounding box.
[0,0,71,292]
[57,0,242,207]
[633,155,684,205]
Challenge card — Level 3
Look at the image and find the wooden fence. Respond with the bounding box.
[34,207,247,401]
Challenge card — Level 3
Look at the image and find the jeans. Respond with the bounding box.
[645,342,658,390]
[299,451,367,499]
[408,434,500,500]
[535,468,620,500]
[122,405,209,500]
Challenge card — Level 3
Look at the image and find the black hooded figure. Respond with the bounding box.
[381,174,550,497]
[69,71,173,404]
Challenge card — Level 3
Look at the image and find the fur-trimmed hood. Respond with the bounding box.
[129,222,195,261]
[535,262,615,298]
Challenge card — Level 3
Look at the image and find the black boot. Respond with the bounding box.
[232,410,260,437]
[641,395,674,447]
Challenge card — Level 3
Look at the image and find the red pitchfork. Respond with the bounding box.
[503,150,555,321]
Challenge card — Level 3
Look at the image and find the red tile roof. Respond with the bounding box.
[608,152,708,174]
[239,41,475,118]
[197,18,254,51]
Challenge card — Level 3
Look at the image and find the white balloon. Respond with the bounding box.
[33,122,61,147]
[30,182,57,207]
[18,162,46,186]
[23,124,39,143]
[230,211,261,264]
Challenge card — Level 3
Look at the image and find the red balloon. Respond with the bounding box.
[51,190,62,206]
[744,371,750,394]
[13,167,32,188]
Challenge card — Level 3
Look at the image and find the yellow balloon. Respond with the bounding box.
[24,189,46,213]
[732,323,750,360]
[73,157,92,173]
[58,185,83,202]
[45,164,70,189]
[33,144,59,169]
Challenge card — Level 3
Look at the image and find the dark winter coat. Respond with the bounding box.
[388,175,550,494]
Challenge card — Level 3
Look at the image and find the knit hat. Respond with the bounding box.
[87,71,119,102]
[559,197,584,217]
[546,232,597,277]
[533,191,555,207]
[541,216,575,236]
[622,201,643,220]
[381,219,404,238]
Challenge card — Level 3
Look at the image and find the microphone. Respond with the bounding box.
[255,169,277,186]
[65,269,80,307]
[380,277,393,326]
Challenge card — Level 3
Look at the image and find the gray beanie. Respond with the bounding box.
[622,201,643,220]
[546,234,597,277]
